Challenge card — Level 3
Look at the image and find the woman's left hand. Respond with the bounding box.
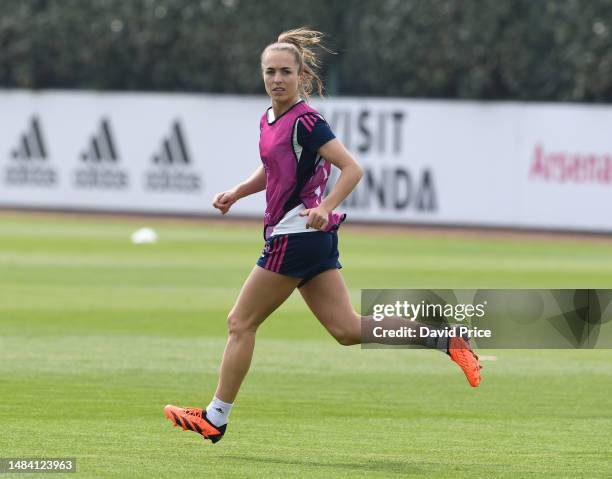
[299,205,329,230]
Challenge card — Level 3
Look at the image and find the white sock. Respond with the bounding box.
[205,396,233,427]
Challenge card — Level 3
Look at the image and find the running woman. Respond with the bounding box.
[164,28,481,444]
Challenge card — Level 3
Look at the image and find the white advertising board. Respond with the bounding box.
[1,90,611,232]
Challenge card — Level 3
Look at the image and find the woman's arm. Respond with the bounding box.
[233,165,267,199]
[299,139,363,230]
[212,165,266,215]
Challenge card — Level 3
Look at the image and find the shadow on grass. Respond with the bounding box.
[223,454,422,475]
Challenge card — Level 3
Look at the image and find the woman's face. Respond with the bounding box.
[261,49,301,103]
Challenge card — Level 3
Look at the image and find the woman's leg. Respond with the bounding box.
[298,268,445,347]
[215,265,301,403]
[299,269,482,387]
[298,269,362,345]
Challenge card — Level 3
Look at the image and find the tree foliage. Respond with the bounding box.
[1,0,611,101]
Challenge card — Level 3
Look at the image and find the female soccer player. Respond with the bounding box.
[164,28,481,444]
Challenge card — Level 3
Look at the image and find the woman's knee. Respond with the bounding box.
[226,310,258,337]
[334,331,358,346]
[329,312,361,346]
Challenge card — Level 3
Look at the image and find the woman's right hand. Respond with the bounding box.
[212,189,239,215]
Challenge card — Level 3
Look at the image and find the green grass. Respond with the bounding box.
[1,213,611,478]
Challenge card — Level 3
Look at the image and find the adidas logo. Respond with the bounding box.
[74,118,128,189]
[146,120,202,192]
[80,118,118,163]
[4,116,57,186]
[11,116,47,161]
[153,121,190,166]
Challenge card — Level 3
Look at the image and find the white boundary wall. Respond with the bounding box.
[1,90,611,232]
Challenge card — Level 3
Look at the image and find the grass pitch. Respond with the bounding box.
[1,212,611,478]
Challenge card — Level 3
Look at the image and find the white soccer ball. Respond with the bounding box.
[130,227,158,244]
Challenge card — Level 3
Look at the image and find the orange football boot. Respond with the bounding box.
[164,405,226,443]
[448,335,482,387]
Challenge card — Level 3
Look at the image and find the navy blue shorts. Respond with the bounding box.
[256,231,342,287]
